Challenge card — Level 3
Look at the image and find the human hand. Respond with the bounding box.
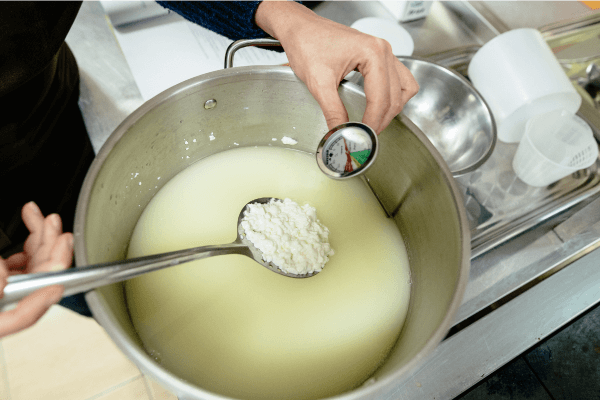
[0,202,73,338]
[255,1,419,134]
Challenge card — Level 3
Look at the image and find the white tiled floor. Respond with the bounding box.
[0,305,177,400]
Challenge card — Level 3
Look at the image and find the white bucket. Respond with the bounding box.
[468,28,582,143]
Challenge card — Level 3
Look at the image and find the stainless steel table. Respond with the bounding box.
[66,2,600,399]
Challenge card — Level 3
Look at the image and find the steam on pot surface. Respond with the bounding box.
[125,146,411,400]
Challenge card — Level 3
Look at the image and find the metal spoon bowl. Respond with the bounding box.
[0,198,317,312]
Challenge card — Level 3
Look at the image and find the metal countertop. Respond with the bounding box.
[66,2,600,399]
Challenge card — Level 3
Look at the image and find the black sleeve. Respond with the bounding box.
[0,1,82,97]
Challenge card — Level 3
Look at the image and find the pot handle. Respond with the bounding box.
[0,242,250,312]
[224,38,282,69]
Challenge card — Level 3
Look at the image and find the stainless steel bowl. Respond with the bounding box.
[350,56,497,176]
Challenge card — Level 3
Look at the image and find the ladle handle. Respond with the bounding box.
[224,38,282,69]
[0,242,248,312]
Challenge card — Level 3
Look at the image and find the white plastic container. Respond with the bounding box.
[380,1,433,22]
[468,28,582,143]
[512,110,598,187]
[350,17,414,56]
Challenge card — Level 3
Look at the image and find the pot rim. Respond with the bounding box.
[74,65,471,400]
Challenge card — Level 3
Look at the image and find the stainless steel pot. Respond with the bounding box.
[74,54,470,399]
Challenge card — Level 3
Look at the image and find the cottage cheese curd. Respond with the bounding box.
[281,136,298,145]
[241,198,334,275]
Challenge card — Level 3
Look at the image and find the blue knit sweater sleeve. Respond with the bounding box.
[156,1,267,40]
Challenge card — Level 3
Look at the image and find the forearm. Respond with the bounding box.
[255,1,364,76]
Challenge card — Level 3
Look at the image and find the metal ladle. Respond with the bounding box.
[0,198,317,312]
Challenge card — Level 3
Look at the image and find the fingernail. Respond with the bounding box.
[27,201,42,215]
[49,214,61,230]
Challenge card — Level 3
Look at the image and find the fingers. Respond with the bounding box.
[47,233,74,273]
[30,230,72,275]
[0,259,8,299]
[21,202,73,274]
[0,203,71,338]
[373,57,419,131]
[262,4,419,135]
[27,214,62,272]
[396,58,420,108]
[361,42,419,133]
[0,285,63,338]
[307,77,350,131]
[22,201,45,256]
[361,47,394,133]
[34,214,62,265]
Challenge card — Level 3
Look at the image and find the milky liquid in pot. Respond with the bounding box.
[125,146,411,400]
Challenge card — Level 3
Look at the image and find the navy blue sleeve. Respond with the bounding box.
[156,1,266,40]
